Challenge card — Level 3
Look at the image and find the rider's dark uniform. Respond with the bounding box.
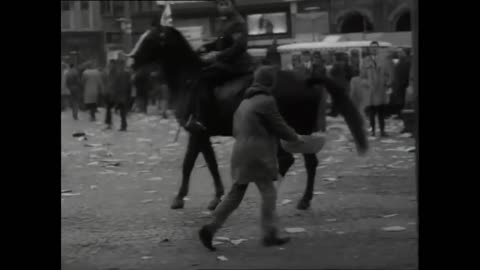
[186,12,254,131]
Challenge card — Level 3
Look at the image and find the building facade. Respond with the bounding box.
[61,1,105,66]
[61,0,412,65]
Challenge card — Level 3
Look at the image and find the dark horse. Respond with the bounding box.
[127,26,368,211]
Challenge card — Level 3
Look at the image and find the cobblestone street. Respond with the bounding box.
[61,109,417,270]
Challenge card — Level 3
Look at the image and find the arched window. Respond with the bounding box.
[395,11,411,31]
[339,12,373,33]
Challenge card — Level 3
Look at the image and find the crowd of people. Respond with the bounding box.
[285,42,413,137]
[61,58,170,131]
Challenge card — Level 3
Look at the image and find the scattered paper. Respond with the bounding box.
[285,227,306,233]
[382,226,406,232]
[380,139,399,144]
[230,239,248,246]
[217,256,228,261]
[215,236,230,241]
[137,138,152,143]
[323,177,337,182]
[141,199,154,204]
[183,197,190,201]
[280,199,293,205]
[398,133,412,138]
[313,191,325,195]
[165,143,180,148]
[99,170,116,175]
[147,177,163,181]
[62,193,81,197]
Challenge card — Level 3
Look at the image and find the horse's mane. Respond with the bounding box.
[163,26,204,70]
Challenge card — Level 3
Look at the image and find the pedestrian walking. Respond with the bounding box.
[104,60,132,131]
[362,41,394,137]
[199,66,304,251]
[65,63,82,120]
[82,61,104,122]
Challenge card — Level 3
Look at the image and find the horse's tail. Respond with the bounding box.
[309,77,368,155]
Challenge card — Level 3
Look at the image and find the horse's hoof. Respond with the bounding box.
[171,198,185,209]
[207,198,221,211]
[296,200,310,210]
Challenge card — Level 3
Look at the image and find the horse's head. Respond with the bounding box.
[127,25,201,73]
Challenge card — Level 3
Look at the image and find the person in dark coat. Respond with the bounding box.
[65,63,82,120]
[183,0,254,131]
[263,37,281,67]
[104,60,132,131]
[328,53,353,117]
[390,48,411,117]
[199,66,304,251]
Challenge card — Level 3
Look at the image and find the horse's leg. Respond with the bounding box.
[199,136,225,211]
[171,134,201,209]
[297,153,319,210]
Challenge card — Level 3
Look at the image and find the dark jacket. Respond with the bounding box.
[65,68,82,99]
[231,68,299,183]
[391,56,411,106]
[108,70,132,104]
[329,63,353,91]
[203,13,253,74]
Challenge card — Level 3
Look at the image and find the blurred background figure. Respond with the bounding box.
[61,62,70,112]
[264,37,281,67]
[390,48,411,118]
[104,59,132,131]
[65,63,83,120]
[290,54,302,71]
[311,51,327,77]
[350,67,371,125]
[150,66,170,119]
[132,66,151,114]
[82,60,104,122]
[328,52,354,117]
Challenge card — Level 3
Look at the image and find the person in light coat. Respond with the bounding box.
[82,61,104,122]
[362,41,393,137]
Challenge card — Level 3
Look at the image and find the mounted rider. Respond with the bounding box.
[182,0,254,131]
